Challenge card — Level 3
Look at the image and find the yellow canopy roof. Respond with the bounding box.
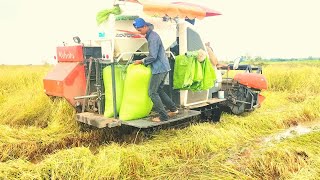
[143,2,206,20]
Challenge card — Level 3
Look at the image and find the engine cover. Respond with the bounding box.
[43,62,86,105]
[234,73,268,90]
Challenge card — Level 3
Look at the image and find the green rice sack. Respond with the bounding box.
[201,57,216,90]
[173,55,195,89]
[193,58,204,82]
[103,65,125,117]
[119,64,153,121]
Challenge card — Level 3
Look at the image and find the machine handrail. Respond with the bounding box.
[115,51,175,63]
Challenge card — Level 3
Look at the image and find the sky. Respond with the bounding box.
[0,0,319,65]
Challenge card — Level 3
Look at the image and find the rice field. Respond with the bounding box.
[0,61,319,179]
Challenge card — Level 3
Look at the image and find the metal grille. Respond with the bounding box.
[186,90,208,104]
[187,27,205,51]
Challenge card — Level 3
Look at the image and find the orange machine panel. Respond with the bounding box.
[43,62,86,105]
[56,45,84,62]
[234,73,268,90]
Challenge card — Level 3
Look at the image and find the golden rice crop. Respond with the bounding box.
[233,131,320,179]
[0,61,319,179]
[0,65,55,127]
[263,62,320,94]
[1,91,319,179]
[0,66,105,161]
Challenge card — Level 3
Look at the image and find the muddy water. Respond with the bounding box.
[264,120,320,142]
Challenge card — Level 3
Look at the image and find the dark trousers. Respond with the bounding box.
[149,72,177,120]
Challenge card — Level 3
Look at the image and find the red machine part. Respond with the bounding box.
[234,73,268,90]
[258,94,266,104]
[56,45,84,62]
[43,62,86,106]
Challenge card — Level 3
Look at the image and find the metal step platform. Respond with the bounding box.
[184,98,226,109]
[76,112,121,128]
[121,109,201,129]
[76,109,201,129]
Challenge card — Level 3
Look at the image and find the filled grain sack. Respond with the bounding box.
[103,65,125,117]
[119,64,153,121]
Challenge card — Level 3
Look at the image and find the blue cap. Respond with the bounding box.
[133,18,146,29]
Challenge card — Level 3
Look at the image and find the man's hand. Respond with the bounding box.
[134,60,143,65]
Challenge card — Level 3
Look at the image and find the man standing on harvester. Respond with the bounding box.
[133,18,178,122]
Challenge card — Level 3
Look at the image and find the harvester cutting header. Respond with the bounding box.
[43,0,267,130]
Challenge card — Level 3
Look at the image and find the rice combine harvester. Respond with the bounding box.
[43,0,267,131]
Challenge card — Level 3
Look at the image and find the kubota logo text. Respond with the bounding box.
[58,52,75,59]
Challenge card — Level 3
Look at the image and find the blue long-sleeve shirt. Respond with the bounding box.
[142,27,171,74]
